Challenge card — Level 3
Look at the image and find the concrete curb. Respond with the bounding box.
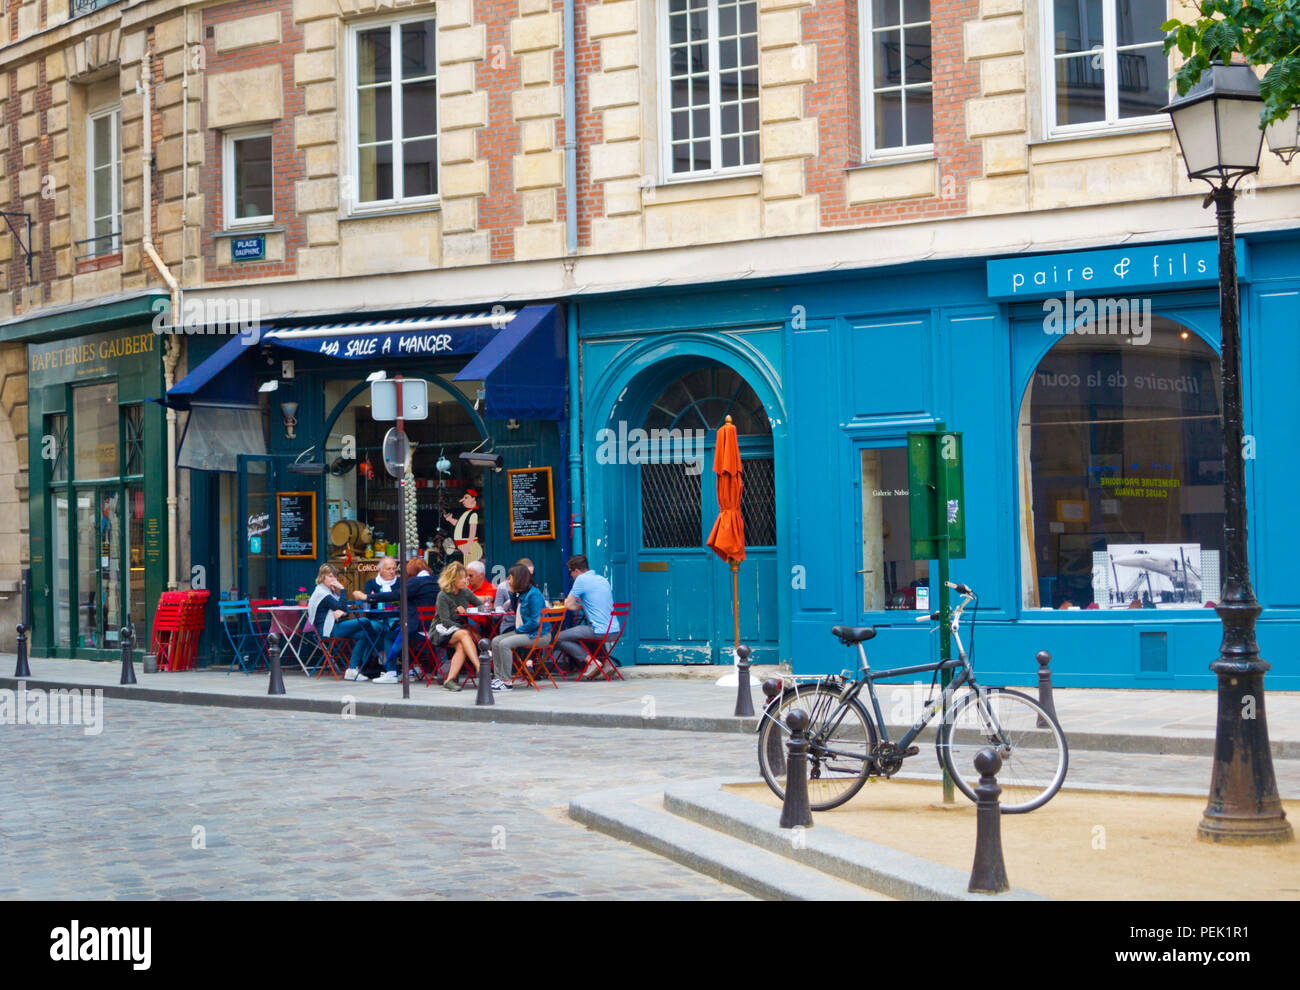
[0,675,760,734]
[661,777,1049,901]
[1,672,1297,758]
[570,778,1047,900]
[568,783,885,900]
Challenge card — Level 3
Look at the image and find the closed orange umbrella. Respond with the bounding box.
[707,416,746,654]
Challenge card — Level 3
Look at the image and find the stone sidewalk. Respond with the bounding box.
[3,655,1299,757]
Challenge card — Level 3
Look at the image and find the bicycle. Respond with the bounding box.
[756,583,1068,813]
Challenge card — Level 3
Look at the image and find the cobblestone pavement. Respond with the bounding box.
[2,698,1296,899]
[0,699,756,900]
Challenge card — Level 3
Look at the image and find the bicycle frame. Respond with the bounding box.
[759,592,990,758]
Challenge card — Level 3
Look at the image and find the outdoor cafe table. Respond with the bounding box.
[463,609,509,640]
[254,604,313,676]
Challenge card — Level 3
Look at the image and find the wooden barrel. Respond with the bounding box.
[330,519,372,549]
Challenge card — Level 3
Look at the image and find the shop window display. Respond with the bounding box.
[1019,317,1224,609]
[322,380,484,592]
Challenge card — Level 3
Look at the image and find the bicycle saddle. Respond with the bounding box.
[831,625,876,645]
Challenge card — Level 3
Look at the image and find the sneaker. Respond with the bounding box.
[343,668,369,682]
[374,671,399,684]
[442,679,463,692]
[490,678,512,691]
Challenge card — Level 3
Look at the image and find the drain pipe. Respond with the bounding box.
[566,305,583,557]
[563,0,583,556]
[564,0,577,256]
[141,46,183,590]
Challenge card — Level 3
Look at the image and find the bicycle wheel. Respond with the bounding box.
[757,683,876,811]
[938,687,1068,813]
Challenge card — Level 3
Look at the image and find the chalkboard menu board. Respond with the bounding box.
[277,491,317,559]
[507,467,555,541]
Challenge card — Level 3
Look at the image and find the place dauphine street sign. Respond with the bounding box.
[231,235,266,262]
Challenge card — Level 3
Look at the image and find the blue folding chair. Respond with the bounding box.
[220,600,265,675]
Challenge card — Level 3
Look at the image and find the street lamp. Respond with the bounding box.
[1164,62,1293,844]
[1264,106,1300,164]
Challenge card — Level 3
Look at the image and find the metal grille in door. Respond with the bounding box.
[641,463,702,548]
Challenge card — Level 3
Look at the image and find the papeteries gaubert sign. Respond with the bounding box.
[27,329,157,387]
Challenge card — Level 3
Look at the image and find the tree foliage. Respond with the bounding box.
[1164,0,1300,124]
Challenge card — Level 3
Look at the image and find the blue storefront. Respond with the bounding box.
[574,232,1300,690]
[167,303,572,664]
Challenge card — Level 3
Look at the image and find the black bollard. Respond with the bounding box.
[968,748,1010,894]
[733,644,755,717]
[266,632,285,696]
[474,639,494,707]
[779,708,814,829]
[14,623,30,678]
[1036,650,1058,729]
[119,626,137,685]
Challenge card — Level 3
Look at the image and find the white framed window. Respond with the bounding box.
[861,0,933,157]
[346,14,438,210]
[1044,0,1169,136]
[659,0,760,180]
[86,105,121,257]
[223,128,274,228]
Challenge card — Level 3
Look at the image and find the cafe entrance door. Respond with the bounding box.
[237,454,289,600]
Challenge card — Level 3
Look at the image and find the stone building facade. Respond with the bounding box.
[3,0,1299,661]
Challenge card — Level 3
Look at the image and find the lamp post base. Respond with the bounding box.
[1197,667,1293,845]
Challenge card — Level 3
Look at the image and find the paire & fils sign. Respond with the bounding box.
[986,239,1249,300]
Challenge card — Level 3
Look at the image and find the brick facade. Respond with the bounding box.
[200,0,307,282]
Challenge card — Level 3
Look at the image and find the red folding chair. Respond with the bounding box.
[176,590,209,670]
[150,591,188,671]
[509,607,566,690]
[305,614,357,680]
[408,606,447,685]
[573,603,630,681]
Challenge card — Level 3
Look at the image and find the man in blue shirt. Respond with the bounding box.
[556,554,619,680]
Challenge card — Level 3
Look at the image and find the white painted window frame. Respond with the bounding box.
[859,0,935,160]
[223,127,275,230]
[85,104,121,256]
[345,11,439,214]
[1042,0,1169,138]
[657,0,761,182]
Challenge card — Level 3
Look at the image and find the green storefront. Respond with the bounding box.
[12,292,170,660]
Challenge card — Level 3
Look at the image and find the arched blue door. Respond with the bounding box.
[632,364,779,664]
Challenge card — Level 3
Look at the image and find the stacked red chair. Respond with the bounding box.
[150,590,210,671]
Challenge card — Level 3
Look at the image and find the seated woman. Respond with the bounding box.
[492,557,534,633]
[432,561,484,691]
[307,564,379,682]
[489,563,546,685]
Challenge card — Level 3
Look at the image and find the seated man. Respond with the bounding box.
[554,554,619,680]
[466,559,496,604]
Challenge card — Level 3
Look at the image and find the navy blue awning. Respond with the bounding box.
[454,305,565,419]
[262,311,507,360]
[163,334,261,410]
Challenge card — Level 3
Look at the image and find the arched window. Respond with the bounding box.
[639,363,775,549]
[1019,317,1224,610]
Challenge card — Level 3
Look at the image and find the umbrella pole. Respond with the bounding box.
[731,559,739,655]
